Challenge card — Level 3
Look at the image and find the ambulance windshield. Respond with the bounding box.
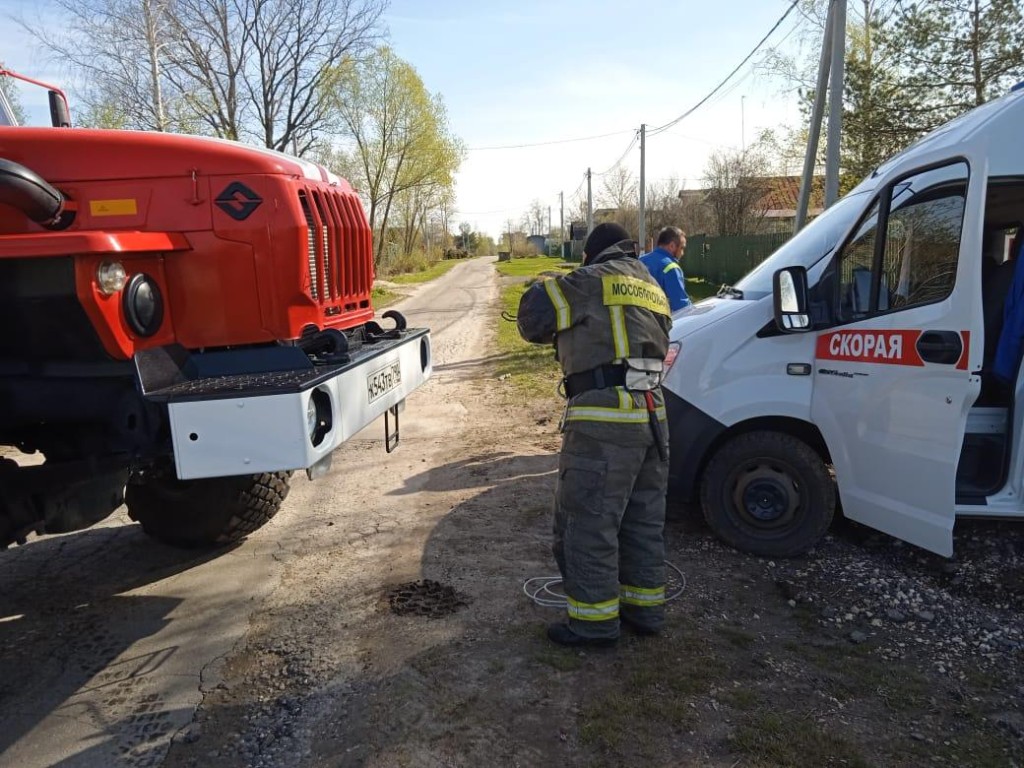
[734,190,871,299]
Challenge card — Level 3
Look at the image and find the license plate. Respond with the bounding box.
[366,360,403,403]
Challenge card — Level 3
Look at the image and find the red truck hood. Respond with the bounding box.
[0,127,351,190]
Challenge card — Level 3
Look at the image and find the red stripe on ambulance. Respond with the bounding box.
[956,331,971,371]
[816,330,925,366]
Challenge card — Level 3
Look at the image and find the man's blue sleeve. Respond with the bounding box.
[661,261,690,311]
[995,262,1024,383]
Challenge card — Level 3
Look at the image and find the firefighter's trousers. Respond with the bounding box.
[552,394,668,640]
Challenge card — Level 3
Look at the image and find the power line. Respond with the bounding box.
[594,131,639,176]
[648,0,801,137]
[466,129,634,152]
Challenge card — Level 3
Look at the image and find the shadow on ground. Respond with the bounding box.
[0,521,236,761]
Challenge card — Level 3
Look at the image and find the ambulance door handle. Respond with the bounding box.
[916,330,962,365]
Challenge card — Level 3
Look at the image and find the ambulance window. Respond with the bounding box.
[836,162,968,322]
[839,200,881,320]
[883,167,967,309]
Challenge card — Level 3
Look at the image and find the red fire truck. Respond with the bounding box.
[0,70,432,548]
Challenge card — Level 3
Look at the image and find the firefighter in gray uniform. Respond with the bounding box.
[517,222,672,647]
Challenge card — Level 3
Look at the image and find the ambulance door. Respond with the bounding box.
[811,161,981,556]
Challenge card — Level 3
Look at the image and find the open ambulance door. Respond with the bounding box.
[810,161,982,556]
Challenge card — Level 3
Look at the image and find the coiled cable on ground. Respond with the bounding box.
[523,561,687,608]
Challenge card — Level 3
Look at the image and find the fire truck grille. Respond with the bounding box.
[298,188,372,310]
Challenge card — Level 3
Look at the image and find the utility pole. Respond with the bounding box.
[638,124,646,249]
[824,0,846,208]
[586,168,593,234]
[795,0,838,232]
[559,191,564,244]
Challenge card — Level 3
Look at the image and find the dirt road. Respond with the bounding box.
[0,256,524,766]
[2,255,1023,767]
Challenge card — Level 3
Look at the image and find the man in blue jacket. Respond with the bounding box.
[640,227,690,312]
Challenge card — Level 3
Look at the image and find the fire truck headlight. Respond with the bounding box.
[123,273,163,337]
[97,261,127,295]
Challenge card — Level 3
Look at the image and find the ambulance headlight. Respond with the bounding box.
[308,387,332,447]
[663,342,681,373]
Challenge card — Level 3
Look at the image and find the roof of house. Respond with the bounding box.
[757,175,825,211]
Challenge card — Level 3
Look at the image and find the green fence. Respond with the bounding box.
[685,232,792,286]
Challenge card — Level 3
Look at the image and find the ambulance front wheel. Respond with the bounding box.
[700,431,835,558]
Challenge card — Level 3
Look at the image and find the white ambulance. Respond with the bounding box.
[662,81,1024,558]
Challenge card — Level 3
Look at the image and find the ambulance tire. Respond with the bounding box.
[126,471,291,548]
[701,431,834,558]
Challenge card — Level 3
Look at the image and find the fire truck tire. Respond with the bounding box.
[700,431,834,558]
[126,471,291,547]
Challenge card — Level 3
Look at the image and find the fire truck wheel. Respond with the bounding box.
[700,431,834,558]
[126,471,291,547]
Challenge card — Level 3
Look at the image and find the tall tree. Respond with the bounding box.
[761,0,926,186]
[841,0,924,181]
[328,47,463,265]
[894,0,1024,127]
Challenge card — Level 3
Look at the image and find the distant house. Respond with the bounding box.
[526,234,548,254]
[677,176,826,236]
[756,176,826,233]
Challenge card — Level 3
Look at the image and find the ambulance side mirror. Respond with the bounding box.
[773,267,811,333]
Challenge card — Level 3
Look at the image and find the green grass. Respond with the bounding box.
[495,281,561,398]
[579,633,725,759]
[371,285,401,308]
[388,258,461,284]
[687,277,719,302]
[719,624,756,649]
[793,642,930,712]
[729,711,871,767]
[532,649,584,672]
[495,255,574,278]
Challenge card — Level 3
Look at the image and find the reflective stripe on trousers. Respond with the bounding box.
[620,584,666,607]
[566,595,620,622]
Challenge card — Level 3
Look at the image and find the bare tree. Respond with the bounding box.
[19,0,180,131]
[643,177,687,243]
[594,166,639,237]
[165,0,385,151]
[701,149,772,236]
[21,0,384,149]
[523,199,547,236]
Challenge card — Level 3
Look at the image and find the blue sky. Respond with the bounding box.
[3,0,808,238]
